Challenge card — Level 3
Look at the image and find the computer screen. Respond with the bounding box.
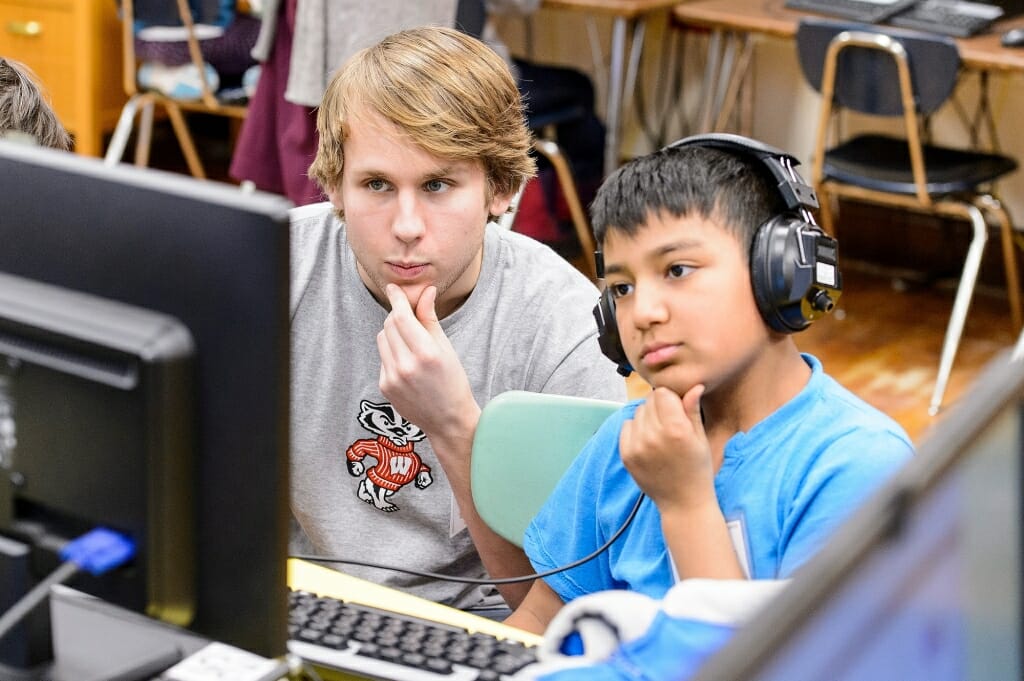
[0,142,292,668]
[691,348,1024,680]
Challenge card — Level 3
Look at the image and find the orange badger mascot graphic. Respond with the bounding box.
[346,400,433,512]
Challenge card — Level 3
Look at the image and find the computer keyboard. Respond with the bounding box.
[888,0,1004,37]
[287,589,539,681]
[784,0,919,23]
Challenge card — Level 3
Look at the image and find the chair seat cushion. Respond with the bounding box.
[824,134,1018,196]
[138,61,220,101]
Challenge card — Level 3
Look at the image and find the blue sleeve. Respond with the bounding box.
[523,406,634,602]
[778,428,913,576]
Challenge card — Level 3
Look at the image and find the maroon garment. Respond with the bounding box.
[228,0,324,206]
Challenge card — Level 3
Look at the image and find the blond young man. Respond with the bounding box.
[288,26,626,616]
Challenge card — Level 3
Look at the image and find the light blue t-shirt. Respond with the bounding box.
[523,354,914,603]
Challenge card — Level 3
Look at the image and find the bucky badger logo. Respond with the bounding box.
[346,400,432,512]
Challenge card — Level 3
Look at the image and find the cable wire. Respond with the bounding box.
[0,527,135,643]
[291,493,646,585]
[0,560,79,641]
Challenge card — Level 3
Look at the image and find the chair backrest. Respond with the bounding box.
[795,18,961,116]
[132,0,233,30]
[455,0,487,39]
[119,0,228,109]
[470,391,620,547]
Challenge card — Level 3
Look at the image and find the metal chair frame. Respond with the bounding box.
[804,24,1022,415]
[104,0,247,179]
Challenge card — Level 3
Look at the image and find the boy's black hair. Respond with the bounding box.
[590,143,784,259]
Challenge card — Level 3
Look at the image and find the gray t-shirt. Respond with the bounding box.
[288,202,627,609]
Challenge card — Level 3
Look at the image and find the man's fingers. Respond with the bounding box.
[415,286,441,328]
[385,283,414,314]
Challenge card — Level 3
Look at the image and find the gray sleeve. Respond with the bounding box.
[518,267,628,403]
[288,203,336,316]
[534,305,629,403]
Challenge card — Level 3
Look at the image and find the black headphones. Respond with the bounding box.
[592,133,843,377]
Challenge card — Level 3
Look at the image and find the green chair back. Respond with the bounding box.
[470,390,620,547]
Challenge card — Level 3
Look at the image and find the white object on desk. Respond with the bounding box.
[160,642,288,681]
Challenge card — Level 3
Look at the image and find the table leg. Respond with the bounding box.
[605,17,629,175]
[696,29,754,134]
[603,16,651,175]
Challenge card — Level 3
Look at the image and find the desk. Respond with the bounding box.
[541,0,682,174]
[672,0,1024,133]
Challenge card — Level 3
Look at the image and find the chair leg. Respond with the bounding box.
[929,203,987,416]
[133,100,155,167]
[975,195,1022,333]
[496,182,525,231]
[164,102,206,179]
[533,139,597,281]
[815,184,839,239]
[104,93,148,166]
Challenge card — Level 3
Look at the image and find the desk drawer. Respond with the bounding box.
[0,1,76,116]
[0,0,125,156]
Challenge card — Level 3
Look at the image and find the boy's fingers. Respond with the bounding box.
[682,384,705,432]
[650,386,686,426]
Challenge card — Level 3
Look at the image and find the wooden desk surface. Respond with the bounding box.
[673,0,1024,73]
[542,0,681,19]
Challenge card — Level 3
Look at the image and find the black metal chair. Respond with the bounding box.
[796,17,1022,415]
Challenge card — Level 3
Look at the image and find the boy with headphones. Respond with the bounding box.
[506,133,914,634]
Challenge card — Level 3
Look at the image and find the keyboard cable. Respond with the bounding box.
[290,492,646,585]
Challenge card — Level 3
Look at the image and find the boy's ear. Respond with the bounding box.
[592,252,633,377]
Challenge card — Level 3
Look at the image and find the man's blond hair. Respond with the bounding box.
[309,26,536,203]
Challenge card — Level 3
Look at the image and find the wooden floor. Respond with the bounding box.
[799,262,1017,441]
[136,117,1020,444]
[625,261,1018,443]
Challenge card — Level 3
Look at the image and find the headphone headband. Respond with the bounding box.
[664,133,820,216]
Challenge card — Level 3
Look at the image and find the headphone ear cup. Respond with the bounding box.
[749,215,812,334]
[593,288,633,377]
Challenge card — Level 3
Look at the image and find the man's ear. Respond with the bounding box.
[327,185,342,209]
[487,187,516,220]
[326,185,345,220]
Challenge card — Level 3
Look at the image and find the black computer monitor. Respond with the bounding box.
[691,348,1024,680]
[0,141,292,672]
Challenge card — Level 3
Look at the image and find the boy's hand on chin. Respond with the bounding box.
[619,384,716,512]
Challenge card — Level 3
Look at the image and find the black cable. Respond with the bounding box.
[0,528,135,642]
[291,492,647,586]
